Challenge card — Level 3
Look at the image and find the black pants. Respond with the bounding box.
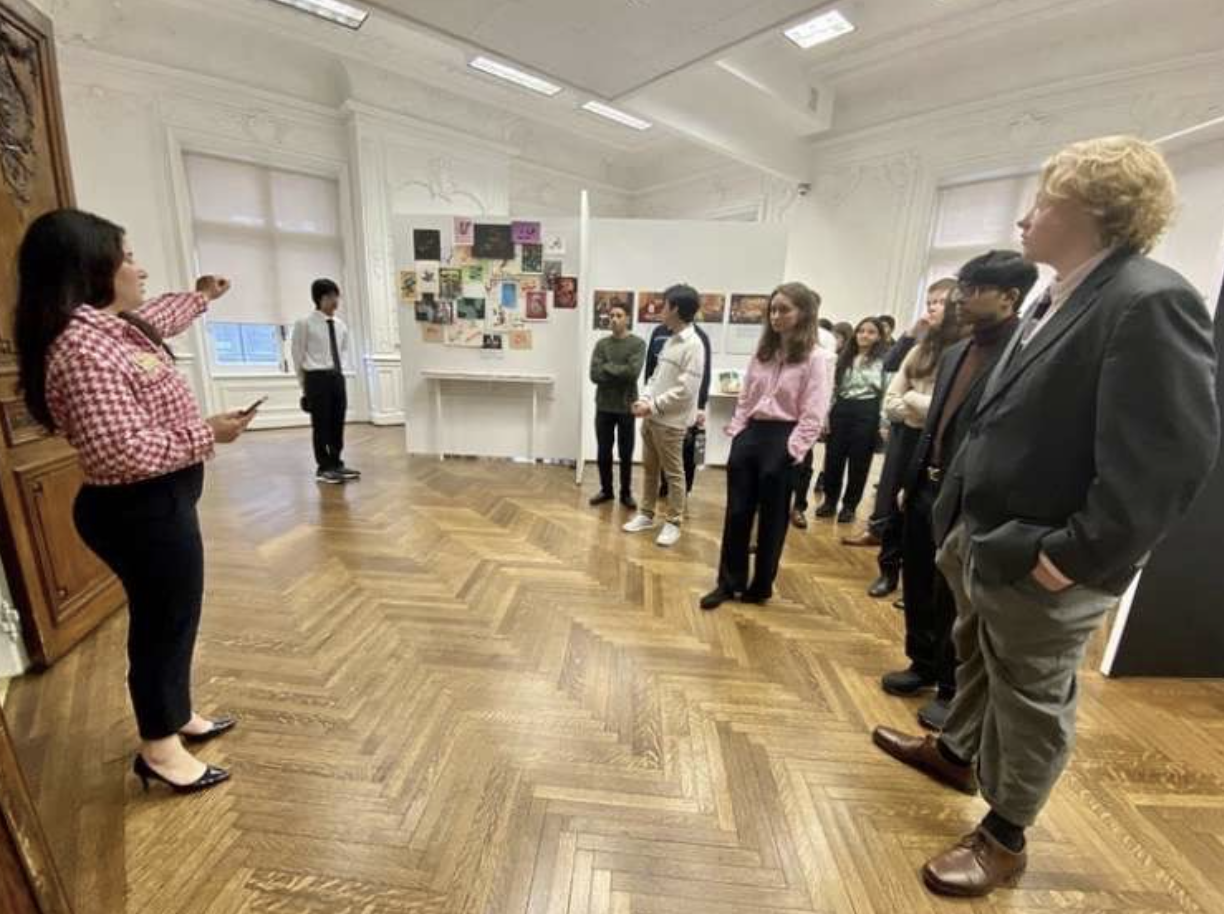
[790,448,815,512]
[901,477,958,693]
[304,370,347,471]
[870,423,921,574]
[717,421,796,599]
[73,464,206,740]
[821,398,880,512]
[595,410,635,497]
[659,426,700,496]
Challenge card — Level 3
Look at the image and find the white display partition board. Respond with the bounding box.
[578,219,789,481]
[395,215,581,461]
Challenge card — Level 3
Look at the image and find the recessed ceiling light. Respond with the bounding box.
[580,101,652,131]
[783,9,855,49]
[468,56,563,97]
[265,0,369,30]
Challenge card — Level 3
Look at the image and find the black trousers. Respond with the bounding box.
[595,410,635,496]
[659,426,700,496]
[901,477,958,693]
[304,370,347,471]
[821,398,880,512]
[869,423,921,574]
[717,421,796,599]
[790,448,815,512]
[73,464,206,740]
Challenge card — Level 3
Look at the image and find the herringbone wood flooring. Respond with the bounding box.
[6,426,1224,913]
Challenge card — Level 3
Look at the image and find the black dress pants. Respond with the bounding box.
[304,369,347,471]
[73,464,207,740]
[790,448,815,513]
[869,423,920,574]
[900,477,958,693]
[717,421,796,599]
[821,398,880,512]
[595,410,635,496]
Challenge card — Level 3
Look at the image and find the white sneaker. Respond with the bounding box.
[622,513,656,533]
[655,522,681,547]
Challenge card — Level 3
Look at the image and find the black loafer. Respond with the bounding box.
[868,573,899,598]
[700,587,733,610]
[181,716,238,744]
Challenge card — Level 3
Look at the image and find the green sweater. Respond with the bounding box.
[590,334,646,414]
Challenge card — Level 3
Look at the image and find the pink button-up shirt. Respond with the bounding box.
[727,346,835,461]
[46,292,215,486]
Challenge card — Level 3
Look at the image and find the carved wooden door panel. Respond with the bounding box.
[0,0,123,668]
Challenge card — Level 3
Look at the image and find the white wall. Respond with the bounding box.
[1154,136,1224,309]
[582,219,790,468]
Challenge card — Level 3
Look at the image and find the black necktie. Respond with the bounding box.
[326,318,342,372]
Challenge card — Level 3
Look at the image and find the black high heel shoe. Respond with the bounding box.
[132,755,230,794]
[180,715,238,744]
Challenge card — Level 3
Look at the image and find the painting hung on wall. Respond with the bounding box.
[520,243,543,274]
[482,333,505,351]
[417,261,440,296]
[453,217,474,246]
[473,223,514,260]
[517,275,542,294]
[730,293,770,324]
[717,369,744,395]
[421,324,444,344]
[414,293,438,322]
[593,290,635,331]
[439,267,462,300]
[698,293,727,324]
[398,270,417,303]
[446,320,484,348]
[456,297,485,321]
[637,291,666,324]
[509,328,533,350]
[500,281,519,310]
[543,260,563,288]
[553,276,577,309]
[524,290,548,321]
[544,234,565,256]
[450,244,474,266]
[430,300,454,325]
[413,228,441,260]
[511,220,540,244]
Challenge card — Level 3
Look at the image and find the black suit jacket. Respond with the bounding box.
[932,249,1219,595]
[901,320,1019,496]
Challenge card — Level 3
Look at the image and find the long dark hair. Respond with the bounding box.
[834,316,888,389]
[755,281,821,364]
[16,209,168,430]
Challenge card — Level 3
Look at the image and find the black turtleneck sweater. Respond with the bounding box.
[931,315,1019,468]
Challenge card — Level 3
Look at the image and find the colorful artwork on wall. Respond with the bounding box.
[593,290,635,331]
[637,291,666,324]
[473,223,514,260]
[511,221,541,244]
[413,228,441,260]
[730,293,770,325]
[553,276,577,309]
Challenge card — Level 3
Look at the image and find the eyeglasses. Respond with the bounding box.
[957,284,1000,298]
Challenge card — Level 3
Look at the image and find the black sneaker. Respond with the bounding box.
[881,666,937,696]
[316,469,345,485]
[589,491,615,506]
[337,465,361,479]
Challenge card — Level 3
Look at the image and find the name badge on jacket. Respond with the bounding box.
[132,351,164,374]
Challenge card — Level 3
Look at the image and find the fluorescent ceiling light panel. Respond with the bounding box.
[468,56,563,96]
[784,10,855,49]
[580,101,652,131]
[266,0,369,29]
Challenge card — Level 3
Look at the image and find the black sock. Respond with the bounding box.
[936,738,971,768]
[981,811,1026,852]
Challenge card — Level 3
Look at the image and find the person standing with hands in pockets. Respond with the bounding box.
[701,283,833,609]
[15,208,253,794]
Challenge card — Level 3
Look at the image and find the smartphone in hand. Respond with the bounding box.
[239,396,268,417]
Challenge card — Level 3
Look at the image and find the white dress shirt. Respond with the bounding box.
[291,310,350,381]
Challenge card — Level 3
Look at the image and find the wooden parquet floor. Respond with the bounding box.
[6,426,1224,914]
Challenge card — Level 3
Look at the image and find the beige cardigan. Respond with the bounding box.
[883,346,937,430]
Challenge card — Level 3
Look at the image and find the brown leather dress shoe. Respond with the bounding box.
[841,530,881,547]
[923,828,1027,896]
[871,726,978,794]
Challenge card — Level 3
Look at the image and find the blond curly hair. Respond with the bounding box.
[1039,136,1176,254]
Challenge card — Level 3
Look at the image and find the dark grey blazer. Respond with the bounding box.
[932,249,1219,595]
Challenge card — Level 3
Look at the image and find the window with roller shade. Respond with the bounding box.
[923,173,1051,317]
[183,153,346,371]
